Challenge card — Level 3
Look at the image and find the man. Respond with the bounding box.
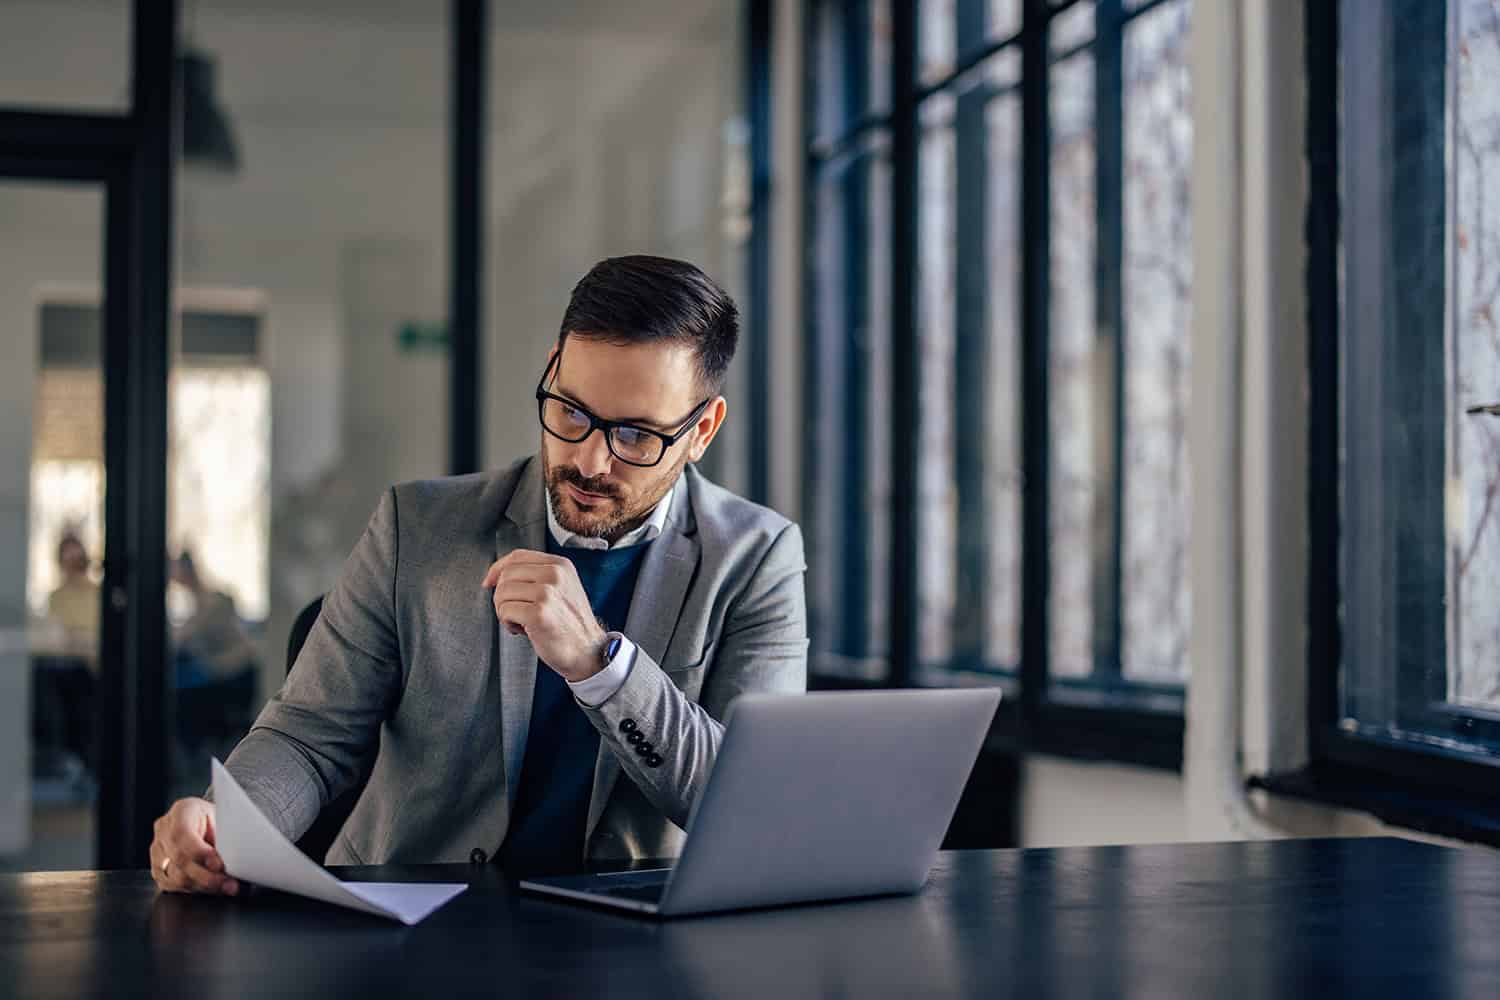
[149,255,808,894]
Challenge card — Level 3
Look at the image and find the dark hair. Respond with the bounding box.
[558,255,739,395]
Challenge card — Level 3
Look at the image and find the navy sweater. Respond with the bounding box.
[497,534,651,874]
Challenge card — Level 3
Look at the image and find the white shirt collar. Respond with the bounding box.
[545,482,676,551]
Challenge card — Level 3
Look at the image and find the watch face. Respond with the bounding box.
[606,634,623,662]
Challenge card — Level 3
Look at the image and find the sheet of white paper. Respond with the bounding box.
[211,758,466,925]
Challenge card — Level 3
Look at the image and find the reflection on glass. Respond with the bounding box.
[1451,0,1500,708]
[1121,0,1192,683]
[1049,53,1096,679]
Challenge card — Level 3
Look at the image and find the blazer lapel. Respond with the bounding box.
[497,457,547,812]
[585,478,701,845]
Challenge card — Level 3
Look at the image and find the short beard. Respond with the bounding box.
[544,446,689,543]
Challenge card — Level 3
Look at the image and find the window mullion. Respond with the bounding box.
[1093,0,1125,681]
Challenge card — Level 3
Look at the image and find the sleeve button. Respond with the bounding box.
[620,719,638,734]
[647,754,664,768]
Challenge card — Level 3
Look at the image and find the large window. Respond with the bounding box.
[1300,0,1500,838]
[805,0,1192,767]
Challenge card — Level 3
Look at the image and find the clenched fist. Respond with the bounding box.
[483,549,607,682]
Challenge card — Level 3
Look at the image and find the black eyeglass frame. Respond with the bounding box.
[534,353,714,468]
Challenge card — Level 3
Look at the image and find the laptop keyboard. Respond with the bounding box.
[595,881,669,903]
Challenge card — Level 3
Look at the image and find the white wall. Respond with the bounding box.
[482,6,743,473]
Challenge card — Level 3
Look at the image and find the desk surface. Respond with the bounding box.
[2,837,1497,999]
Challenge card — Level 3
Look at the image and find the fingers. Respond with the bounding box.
[151,801,240,896]
[491,580,553,607]
[494,598,539,637]
[482,550,568,588]
[152,838,236,895]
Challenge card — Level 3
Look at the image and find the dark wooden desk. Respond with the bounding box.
[2,837,1497,998]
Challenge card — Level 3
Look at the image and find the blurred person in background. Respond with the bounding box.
[170,549,259,766]
[46,531,99,663]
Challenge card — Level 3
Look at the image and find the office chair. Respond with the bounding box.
[285,596,377,862]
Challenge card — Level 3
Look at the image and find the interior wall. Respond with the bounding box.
[482,8,744,478]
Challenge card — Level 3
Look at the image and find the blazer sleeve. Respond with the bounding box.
[579,523,809,829]
[216,488,405,841]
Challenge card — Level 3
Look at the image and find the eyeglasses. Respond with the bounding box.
[535,353,713,468]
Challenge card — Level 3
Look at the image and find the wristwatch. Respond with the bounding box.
[601,631,625,667]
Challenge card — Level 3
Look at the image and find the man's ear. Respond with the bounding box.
[688,397,728,463]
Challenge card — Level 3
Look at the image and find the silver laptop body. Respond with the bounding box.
[519,688,1002,917]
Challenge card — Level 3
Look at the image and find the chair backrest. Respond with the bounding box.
[285,595,374,863]
[286,596,324,674]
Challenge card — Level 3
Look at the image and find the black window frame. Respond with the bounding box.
[1252,0,1500,847]
[799,0,1188,772]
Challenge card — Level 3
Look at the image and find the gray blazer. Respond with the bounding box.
[222,455,808,865]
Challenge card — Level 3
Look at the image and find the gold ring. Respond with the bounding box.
[161,856,172,875]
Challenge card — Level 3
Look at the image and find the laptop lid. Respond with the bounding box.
[657,688,1001,915]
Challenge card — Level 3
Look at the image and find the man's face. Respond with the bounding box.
[540,336,720,542]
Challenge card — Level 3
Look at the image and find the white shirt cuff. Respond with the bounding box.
[567,637,637,708]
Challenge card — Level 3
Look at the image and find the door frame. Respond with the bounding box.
[0,0,177,870]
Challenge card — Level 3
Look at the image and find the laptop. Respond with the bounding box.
[519,687,1001,917]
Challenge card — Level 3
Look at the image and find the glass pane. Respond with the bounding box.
[1051,1,1096,56]
[1450,0,1500,709]
[0,181,105,872]
[169,2,449,797]
[920,0,958,88]
[922,0,1024,90]
[816,0,894,144]
[990,0,1024,40]
[913,65,1022,687]
[917,94,957,675]
[0,1,130,112]
[985,90,1024,674]
[808,136,893,681]
[1120,0,1193,683]
[1342,0,1479,749]
[871,0,894,116]
[1048,52,1096,679]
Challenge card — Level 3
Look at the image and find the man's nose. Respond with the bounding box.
[575,428,614,479]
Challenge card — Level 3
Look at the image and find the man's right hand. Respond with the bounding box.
[149,797,240,896]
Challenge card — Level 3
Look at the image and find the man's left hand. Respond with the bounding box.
[483,550,606,682]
